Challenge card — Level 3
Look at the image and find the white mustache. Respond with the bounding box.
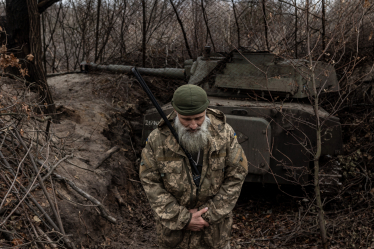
[186,127,201,131]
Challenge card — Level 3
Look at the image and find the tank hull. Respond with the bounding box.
[142,97,343,185]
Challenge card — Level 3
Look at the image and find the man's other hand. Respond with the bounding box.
[186,207,209,231]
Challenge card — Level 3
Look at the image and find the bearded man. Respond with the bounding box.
[140,84,248,249]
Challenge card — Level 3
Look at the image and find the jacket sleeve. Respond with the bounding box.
[140,133,191,230]
[199,125,248,224]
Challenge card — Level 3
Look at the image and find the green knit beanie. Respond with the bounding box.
[171,84,210,116]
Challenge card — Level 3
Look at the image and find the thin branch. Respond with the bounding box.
[31,154,73,191]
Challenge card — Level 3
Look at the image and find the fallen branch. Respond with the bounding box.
[36,226,58,248]
[53,172,117,224]
[13,130,73,248]
[31,154,73,191]
[0,159,71,248]
[95,146,120,169]
[0,228,15,235]
[66,159,95,173]
[113,186,125,206]
[0,113,52,122]
[46,71,82,78]
[23,203,47,249]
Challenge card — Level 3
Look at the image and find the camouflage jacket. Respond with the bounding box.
[140,108,248,249]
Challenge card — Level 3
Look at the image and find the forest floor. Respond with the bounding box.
[1,72,374,249]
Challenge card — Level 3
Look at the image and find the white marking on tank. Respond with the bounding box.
[145,120,159,126]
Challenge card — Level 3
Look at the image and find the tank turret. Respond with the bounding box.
[82,48,339,100]
[189,49,339,99]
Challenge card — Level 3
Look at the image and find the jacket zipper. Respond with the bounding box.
[183,157,195,208]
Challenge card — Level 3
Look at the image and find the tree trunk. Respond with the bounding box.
[200,0,216,52]
[262,0,269,51]
[5,0,30,68]
[294,0,298,58]
[321,0,326,60]
[306,1,328,248]
[6,0,56,115]
[42,12,47,73]
[169,0,192,59]
[231,0,240,49]
[94,0,101,63]
[142,0,146,67]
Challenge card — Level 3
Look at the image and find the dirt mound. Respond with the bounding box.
[0,72,181,248]
[46,73,182,247]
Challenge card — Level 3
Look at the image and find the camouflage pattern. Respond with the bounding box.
[140,108,248,249]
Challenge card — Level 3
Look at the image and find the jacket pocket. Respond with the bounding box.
[202,214,232,248]
[158,160,184,197]
[157,222,184,248]
[209,155,226,195]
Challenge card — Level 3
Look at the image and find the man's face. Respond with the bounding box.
[175,110,206,133]
[174,109,211,153]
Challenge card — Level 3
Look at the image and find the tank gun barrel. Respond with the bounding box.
[80,61,185,80]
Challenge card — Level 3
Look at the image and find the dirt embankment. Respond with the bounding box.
[46,73,183,248]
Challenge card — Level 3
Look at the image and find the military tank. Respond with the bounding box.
[81,47,342,188]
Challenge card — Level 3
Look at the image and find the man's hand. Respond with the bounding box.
[186,207,209,231]
[188,209,197,214]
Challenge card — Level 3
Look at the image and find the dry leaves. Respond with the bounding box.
[32,216,41,223]
[0,44,29,78]
[11,238,23,247]
[364,0,371,8]
[19,68,29,77]
[0,53,20,69]
[26,54,34,61]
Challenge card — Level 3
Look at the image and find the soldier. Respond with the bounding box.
[140,84,248,249]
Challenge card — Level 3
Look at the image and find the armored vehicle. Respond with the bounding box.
[81,47,342,187]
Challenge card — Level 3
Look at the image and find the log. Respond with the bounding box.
[95,146,120,169]
[53,172,117,224]
[113,186,125,206]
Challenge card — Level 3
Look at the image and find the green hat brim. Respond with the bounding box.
[172,99,210,116]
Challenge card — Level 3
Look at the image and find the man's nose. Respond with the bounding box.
[189,121,198,130]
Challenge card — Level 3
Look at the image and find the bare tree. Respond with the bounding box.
[94,0,101,63]
[170,0,193,59]
[5,0,59,115]
[142,0,146,67]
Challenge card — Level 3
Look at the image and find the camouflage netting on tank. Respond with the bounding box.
[195,50,235,88]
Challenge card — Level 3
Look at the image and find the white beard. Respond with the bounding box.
[174,114,211,154]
